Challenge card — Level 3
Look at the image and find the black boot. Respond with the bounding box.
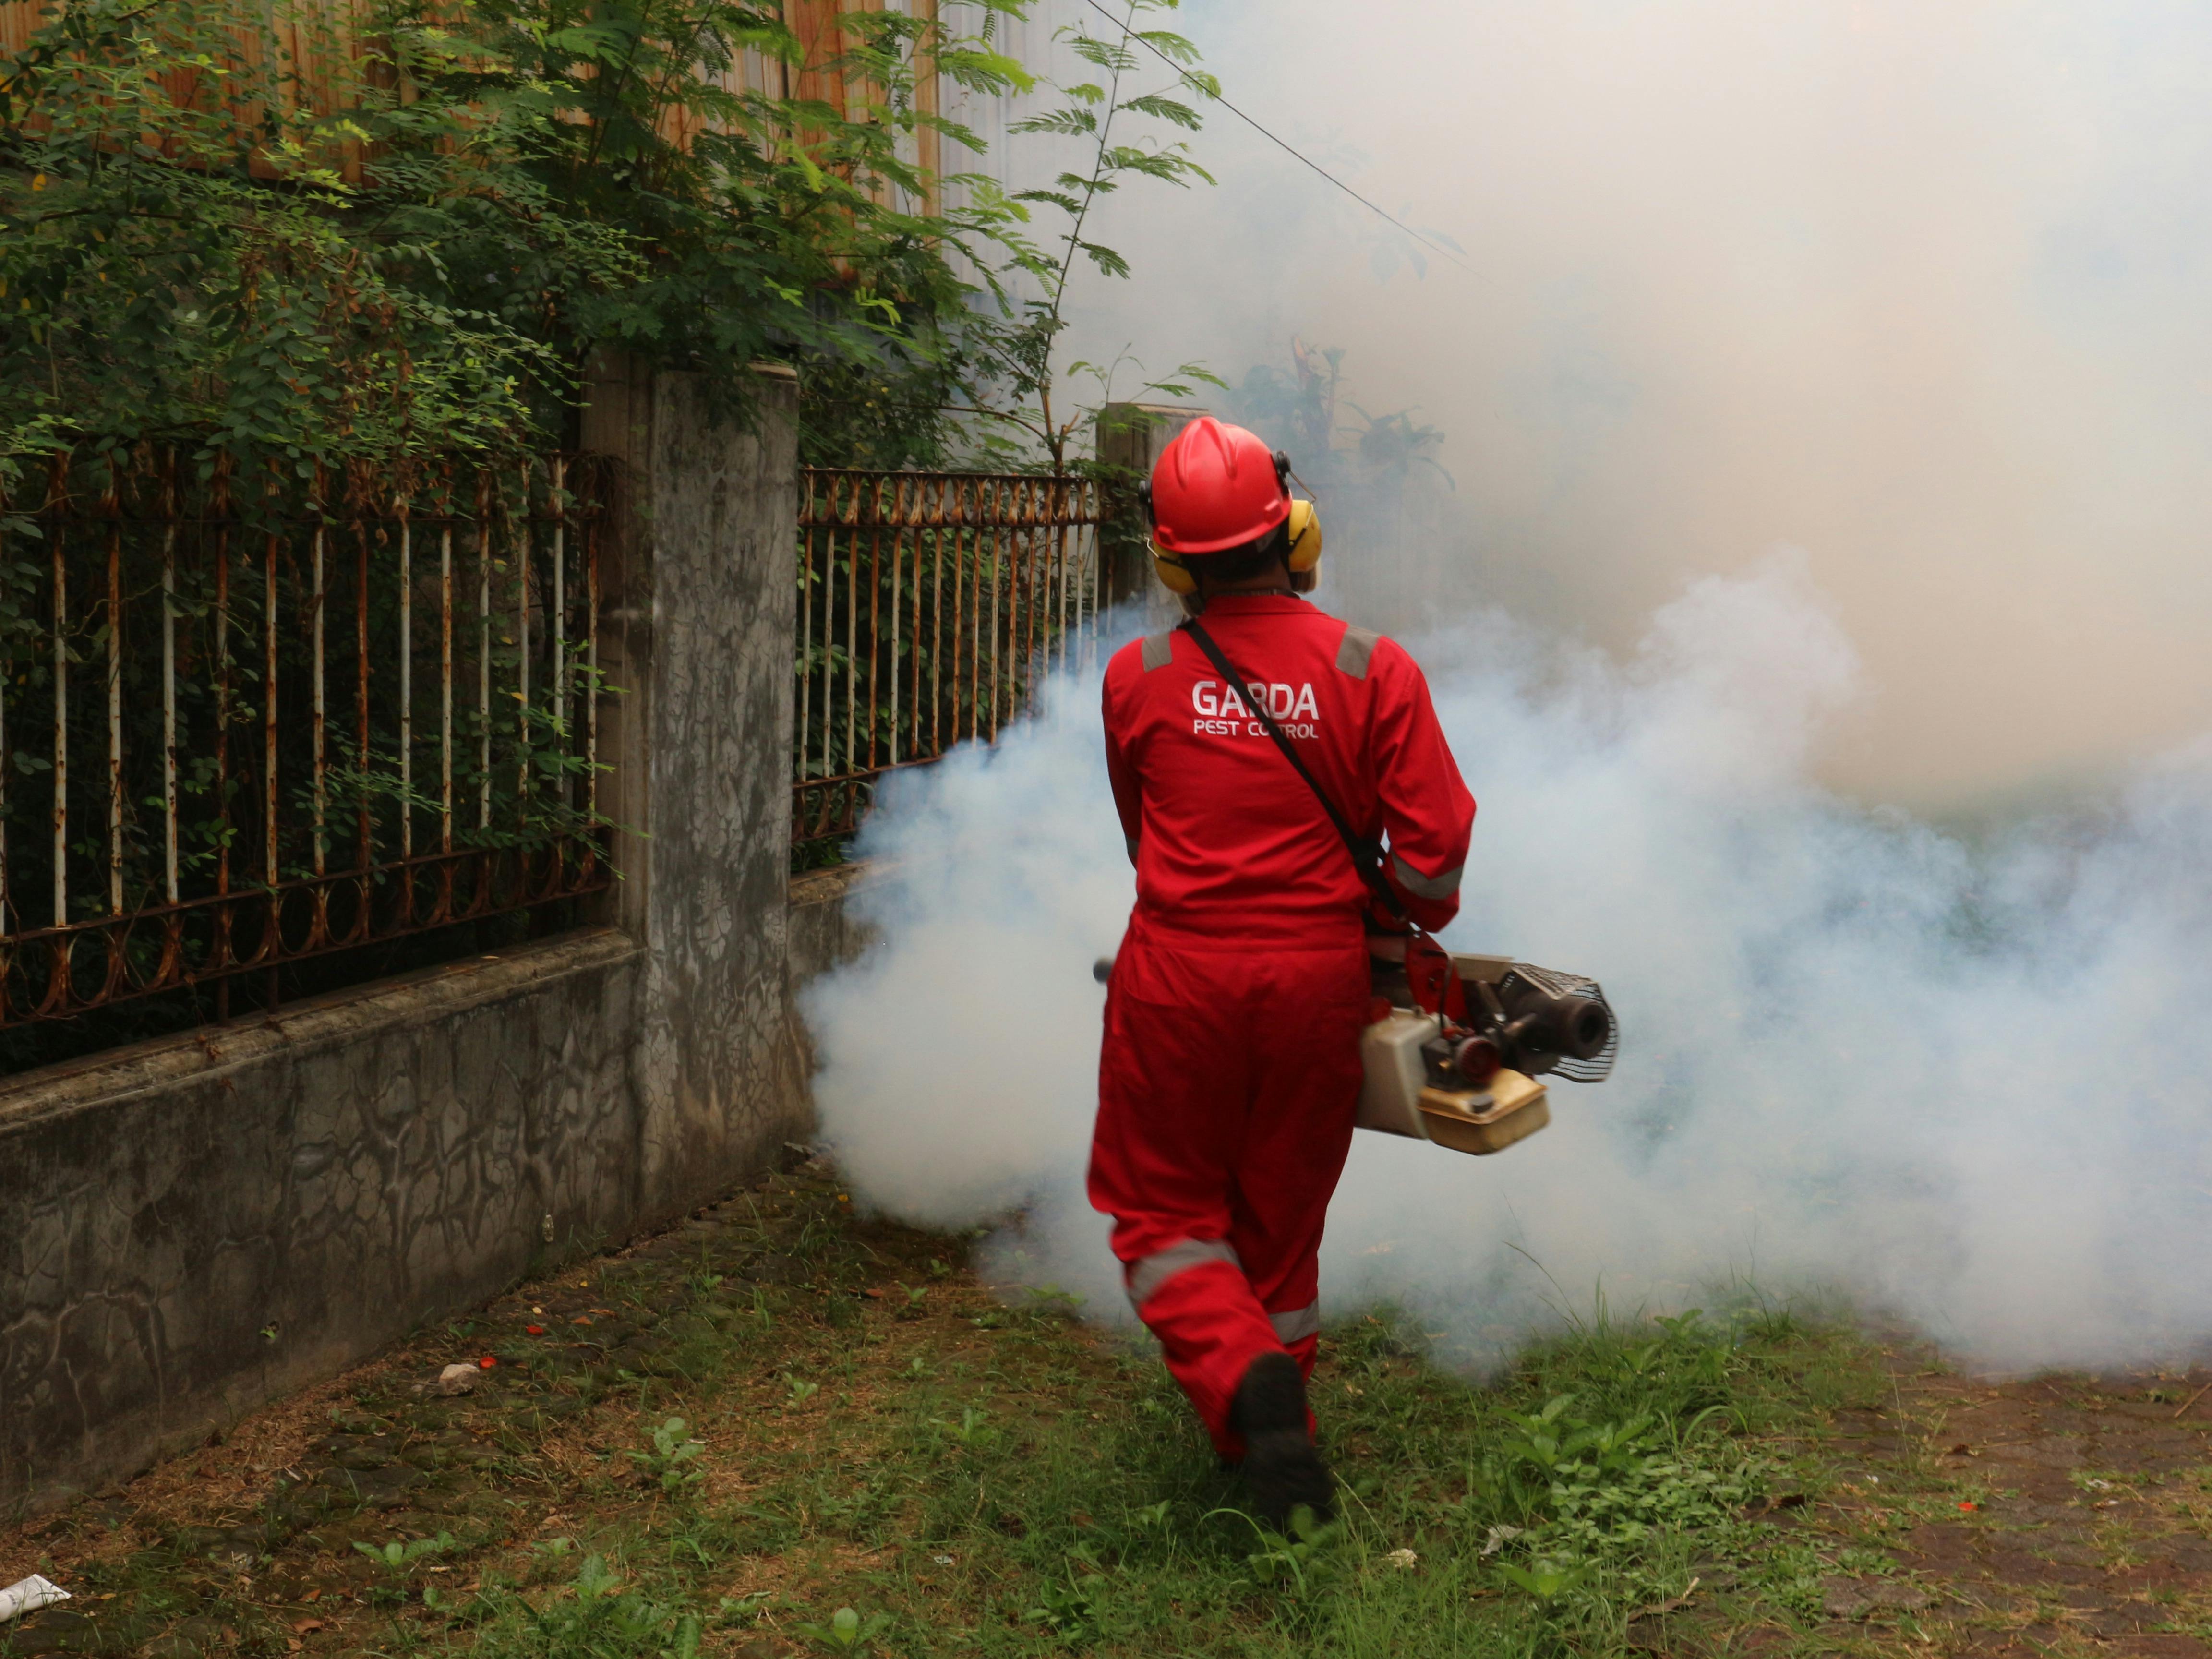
[1230,1351,1334,1530]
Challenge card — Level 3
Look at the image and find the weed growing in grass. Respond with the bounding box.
[1128,1498,1174,1531]
[1493,1555,1589,1599]
[1486,1381,1767,1555]
[1022,1567,1107,1643]
[456,1553,706,1658]
[1219,1508,1348,1595]
[627,1418,706,1495]
[793,1604,893,1653]
[352,1532,458,1607]
[973,1283,1088,1332]
[931,1406,998,1448]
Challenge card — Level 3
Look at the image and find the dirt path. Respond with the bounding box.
[1629,1353,2212,1659]
[1796,1362,2212,1659]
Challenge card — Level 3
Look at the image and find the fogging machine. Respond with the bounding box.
[1357,938,1616,1155]
[1089,940,1617,1157]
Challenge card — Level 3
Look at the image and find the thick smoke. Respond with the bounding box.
[806,560,2212,1370]
[970,0,2212,811]
[830,0,2212,1365]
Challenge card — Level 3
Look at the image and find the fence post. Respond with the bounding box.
[1096,402,1207,627]
[581,356,809,1207]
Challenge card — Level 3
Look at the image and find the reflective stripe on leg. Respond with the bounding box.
[1126,1237,1243,1312]
[1269,1302,1321,1345]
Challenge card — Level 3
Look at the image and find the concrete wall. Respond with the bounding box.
[0,369,807,1519]
[0,935,645,1515]
[788,862,880,989]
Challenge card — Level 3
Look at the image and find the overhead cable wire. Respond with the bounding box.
[1079,0,1476,275]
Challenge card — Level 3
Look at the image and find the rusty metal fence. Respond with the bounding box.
[794,469,1105,841]
[0,453,613,1027]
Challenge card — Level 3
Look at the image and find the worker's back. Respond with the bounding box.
[1101,594,1474,947]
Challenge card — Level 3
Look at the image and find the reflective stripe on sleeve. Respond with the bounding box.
[1125,1237,1241,1311]
[1390,853,1463,902]
[1335,624,1380,679]
[1270,1302,1322,1344]
[1140,630,1177,671]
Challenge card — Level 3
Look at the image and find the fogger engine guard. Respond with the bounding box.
[1358,942,1617,1156]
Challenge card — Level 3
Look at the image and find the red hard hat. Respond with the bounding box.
[1148,417,1290,555]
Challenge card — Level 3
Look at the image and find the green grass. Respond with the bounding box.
[2,1166,1907,1659]
[424,1295,1879,1658]
[400,1197,1887,1657]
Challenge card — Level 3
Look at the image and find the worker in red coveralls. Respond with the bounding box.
[1091,416,1476,1527]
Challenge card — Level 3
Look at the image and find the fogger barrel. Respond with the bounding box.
[1492,964,1615,1077]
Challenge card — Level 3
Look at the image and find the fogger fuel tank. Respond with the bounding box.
[1358,1010,1554,1154]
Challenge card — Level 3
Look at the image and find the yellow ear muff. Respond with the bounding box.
[1152,543,1198,596]
[1156,504,1319,597]
[1285,499,1323,573]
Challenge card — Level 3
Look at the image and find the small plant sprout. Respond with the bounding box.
[573,1554,624,1599]
[628,1417,705,1493]
[1129,1499,1173,1530]
[716,1590,773,1627]
[1496,1558,1589,1600]
[1021,1284,1085,1324]
[1024,1570,1103,1643]
[786,1374,821,1404]
[352,1532,456,1574]
[352,1532,457,1604]
[793,1605,891,1653]
[1214,1505,1342,1594]
[931,1406,995,1447]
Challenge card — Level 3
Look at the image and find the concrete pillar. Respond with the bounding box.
[581,359,809,1208]
[1096,402,1207,629]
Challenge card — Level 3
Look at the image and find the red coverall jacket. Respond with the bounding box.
[1090,594,1475,1452]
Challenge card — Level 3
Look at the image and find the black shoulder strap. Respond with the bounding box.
[1179,616,1409,926]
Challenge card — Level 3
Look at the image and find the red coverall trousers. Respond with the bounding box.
[1088,921,1371,1455]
